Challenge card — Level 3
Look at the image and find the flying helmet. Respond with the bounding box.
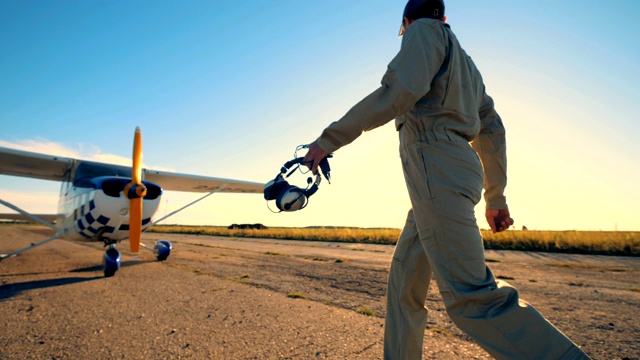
[399,0,445,36]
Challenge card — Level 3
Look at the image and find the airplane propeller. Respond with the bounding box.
[124,127,147,259]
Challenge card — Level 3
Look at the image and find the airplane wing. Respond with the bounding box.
[0,147,264,194]
[143,169,263,193]
[0,146,74,181]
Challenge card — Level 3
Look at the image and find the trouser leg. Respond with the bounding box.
[384,209,432,360]
[405,165,587,356]
[411,191,589,359]
[398,122,588,359]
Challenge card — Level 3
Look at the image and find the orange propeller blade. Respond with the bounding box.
[128,127,145,257]
[130,197,142,255]
[132,127,143,184]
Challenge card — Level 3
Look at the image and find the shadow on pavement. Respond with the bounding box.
[0,276,102,300]
[0,260,147,300]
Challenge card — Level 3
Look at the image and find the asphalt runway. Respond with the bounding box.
[1,226,638,359]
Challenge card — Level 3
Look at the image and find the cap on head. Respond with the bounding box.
[399,0,445,36]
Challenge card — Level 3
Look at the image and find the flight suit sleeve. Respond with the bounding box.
[470,88,508,209]
[316,21,446,154]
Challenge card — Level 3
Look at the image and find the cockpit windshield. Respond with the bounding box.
[73,162,130,185]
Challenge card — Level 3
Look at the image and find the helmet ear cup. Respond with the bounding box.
[264,175,289,200]
[276,186,307,212]
[265,156,324,212]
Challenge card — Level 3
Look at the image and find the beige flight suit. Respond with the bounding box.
[316,18,589,360]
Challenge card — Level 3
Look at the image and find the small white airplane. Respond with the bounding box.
[0,127,264,277]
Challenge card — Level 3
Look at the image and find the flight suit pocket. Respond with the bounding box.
[418,228,455,301]
[443,140,483,205]
[400,146,435,203]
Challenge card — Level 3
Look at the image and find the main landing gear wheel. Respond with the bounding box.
[154,240,172,261]
[103,246,121,277]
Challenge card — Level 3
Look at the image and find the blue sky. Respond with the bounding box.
[1,0,639,231]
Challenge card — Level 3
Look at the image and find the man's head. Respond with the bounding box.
[399,0,445,36]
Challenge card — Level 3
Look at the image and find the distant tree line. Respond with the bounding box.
[227,223,267,230]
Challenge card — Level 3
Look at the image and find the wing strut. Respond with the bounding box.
[0,233,61,261]
[0,198,63,261]
[149,186,227,227]
[0,198,62,232]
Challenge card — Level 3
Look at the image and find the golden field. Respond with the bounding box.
[149,225,639,256]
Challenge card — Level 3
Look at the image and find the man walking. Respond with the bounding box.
[303,0,589,358]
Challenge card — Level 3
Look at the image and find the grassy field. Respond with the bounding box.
[149,225,639,256]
